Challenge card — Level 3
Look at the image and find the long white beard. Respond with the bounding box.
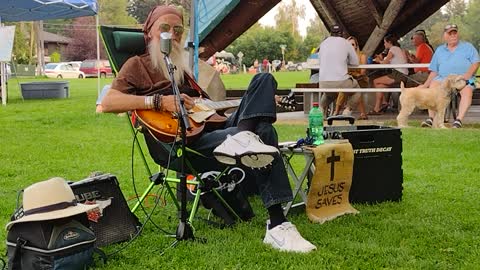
[148,38,191,85]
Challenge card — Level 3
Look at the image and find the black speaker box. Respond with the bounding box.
[70,174,140,247]
[325,124,403,203]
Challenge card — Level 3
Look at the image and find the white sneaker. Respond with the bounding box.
[263,221,316,253]
[213,131,278,169]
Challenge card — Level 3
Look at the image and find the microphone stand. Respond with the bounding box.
[163,53,194,241]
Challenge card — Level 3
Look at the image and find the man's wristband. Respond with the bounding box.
[144,96,154,109]
[153,94,163,111]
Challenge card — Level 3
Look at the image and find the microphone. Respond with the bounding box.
[160,32,172,55]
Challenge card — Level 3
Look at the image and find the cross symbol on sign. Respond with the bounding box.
[326,150,341,181]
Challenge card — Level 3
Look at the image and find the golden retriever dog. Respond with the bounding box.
[396,75,467,128]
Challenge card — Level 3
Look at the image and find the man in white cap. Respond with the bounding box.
[420,24,479,128]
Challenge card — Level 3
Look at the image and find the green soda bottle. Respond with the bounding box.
[308,102,324,145]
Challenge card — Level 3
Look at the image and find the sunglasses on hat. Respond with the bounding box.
[159,23,184,35]
[444,24,458,32]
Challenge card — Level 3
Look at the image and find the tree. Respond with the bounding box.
[63,17,106,61]
[464,0,480,48]
[11,23,31,64]
[227,24,295,67]
[61,0,136,61]
[298,16,327,60]
[274,0,305,39]
[127,0,191,23]
[42,19,74,36]
[98,0,137,25]
[444,0,467,19]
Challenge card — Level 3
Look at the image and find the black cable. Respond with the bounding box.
[130,129,174,235]
[0,257,6,270]
[103,129,176,258]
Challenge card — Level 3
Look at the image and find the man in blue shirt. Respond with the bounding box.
[420,24,479,128]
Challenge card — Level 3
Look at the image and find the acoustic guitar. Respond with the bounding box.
[134,93,297,143]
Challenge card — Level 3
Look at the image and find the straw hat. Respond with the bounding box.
[6,177,98,230]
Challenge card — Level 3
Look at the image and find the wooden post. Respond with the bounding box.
[362,0,406,57]
[34,21,45,76]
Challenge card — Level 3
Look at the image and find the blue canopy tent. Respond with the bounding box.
[0,0,98,105]
[0,0,97,22]
[189,0,239,79]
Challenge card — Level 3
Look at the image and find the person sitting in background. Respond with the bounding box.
[318,25,360,116]
[369,34,408,115]
[415,29,434,51]
[333,36,369,120]
[405,30,433,87]
[420,24,479,128]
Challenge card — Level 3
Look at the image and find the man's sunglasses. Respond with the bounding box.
[159,23,184,35]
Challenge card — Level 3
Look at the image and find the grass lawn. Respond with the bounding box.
[221,70,311,89]
[1,77,480,269]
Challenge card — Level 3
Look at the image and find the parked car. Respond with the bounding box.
[286,61,304,71]
[44,62,85,79]
[271,60,282,71]
[79,59,114,78]
[68,61,82,71]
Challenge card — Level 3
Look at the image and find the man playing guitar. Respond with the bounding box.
[100,5,315,253]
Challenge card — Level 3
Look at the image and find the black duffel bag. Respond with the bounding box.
[5,177,105,270]
[6,215,99,270]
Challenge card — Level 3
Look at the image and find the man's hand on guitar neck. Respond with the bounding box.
[162,94,195,112]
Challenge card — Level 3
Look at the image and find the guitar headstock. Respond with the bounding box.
[276,91,297,112]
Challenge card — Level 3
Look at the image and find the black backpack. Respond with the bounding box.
[6,214,102,270]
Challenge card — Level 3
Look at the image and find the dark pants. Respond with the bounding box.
[146,73,293,208]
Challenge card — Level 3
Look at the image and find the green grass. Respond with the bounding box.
[221,70,311,89]
[1,77,480,269]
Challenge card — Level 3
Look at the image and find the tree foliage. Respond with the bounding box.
[464,0,480,48]
[63,17,106,61]
[98,0,137,25]
[127,0,191,23]
[226,24,295,67]
[298,15,327,59]
[274,0,305,39]
[61,0,136,61]
[11,23,31,64]
[444,0,467,19]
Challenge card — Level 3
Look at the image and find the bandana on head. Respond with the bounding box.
[142,5,183,45]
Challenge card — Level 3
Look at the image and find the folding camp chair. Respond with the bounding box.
[99,26,250,229]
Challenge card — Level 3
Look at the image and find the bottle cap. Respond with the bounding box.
[312,102,319,107]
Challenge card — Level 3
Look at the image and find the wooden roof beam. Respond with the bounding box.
[389,0,449,36]
[363,0,383,26]
[311,0,349,36]
[362,0,406,57]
